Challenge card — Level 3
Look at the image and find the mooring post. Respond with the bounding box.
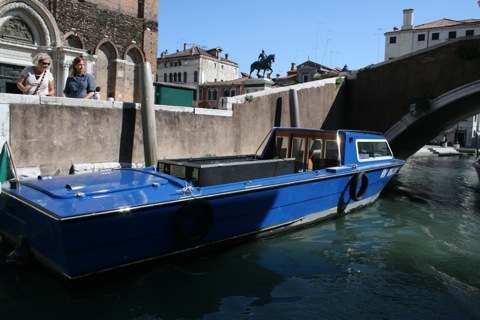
[289,88,300,127]
[140,62,158,167]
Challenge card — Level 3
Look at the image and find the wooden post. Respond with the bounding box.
[140,62,158,167]
[289,88,300,127]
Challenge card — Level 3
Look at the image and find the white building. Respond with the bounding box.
[384,9,480,148]
[385,9,480,61]
[156,43,238,107]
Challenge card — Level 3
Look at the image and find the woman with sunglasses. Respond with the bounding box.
[17,52,55,96]
[63,56,95,99]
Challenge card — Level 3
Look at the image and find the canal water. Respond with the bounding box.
[1,155,480,320]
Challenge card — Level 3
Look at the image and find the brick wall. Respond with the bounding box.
[38,0,158,81]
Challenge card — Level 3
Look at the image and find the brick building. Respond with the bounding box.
[0,0,158,102]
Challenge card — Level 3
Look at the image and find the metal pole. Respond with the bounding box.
[289,88,300,127]
[140,62,158,167]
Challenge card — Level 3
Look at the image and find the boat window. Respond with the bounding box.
[357,140,393,161]
[325,140,339,167]
[275,136,289,158]
[292,137,306,172]
[308,139,323,170]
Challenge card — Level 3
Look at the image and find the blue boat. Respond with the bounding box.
[0,127,404,282]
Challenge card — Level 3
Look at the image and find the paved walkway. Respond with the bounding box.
[413,145,477,157]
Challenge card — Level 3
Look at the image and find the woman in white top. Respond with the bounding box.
[17,52,55,96]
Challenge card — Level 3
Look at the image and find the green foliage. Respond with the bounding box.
[135,24,143,44]
[245,95,254,103]
[97,10,108,27]
[335,77,345,86]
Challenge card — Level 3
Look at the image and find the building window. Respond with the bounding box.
[207,89,212,100]
[231,89,236,96]
[214,63,217,68]
[212,89,217,100]
[224,90,230,97]
[466,29,474,36]
[417,34,425,41]
[169,73,173,82]
[389,36,397,44]
[194,71,198,83]
[164,73,167,82]
[198,89,202,100]
[183,72,187,82]
[432,33,439,40]
[303,75,309,82]
[448,31,456,39]
[178,72,181,82]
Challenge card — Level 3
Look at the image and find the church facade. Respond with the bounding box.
[0,0,158,102]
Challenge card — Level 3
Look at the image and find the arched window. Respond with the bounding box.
[174,73,177,82]
[212,89,217,100]
[193,90,197,101]
[164,73,167,82]
[178,72,181,82]
[0,17,34,45]
[169,73,173,82]
[194,71,198,83]
[183,72,187,83]
[207,89,212,100]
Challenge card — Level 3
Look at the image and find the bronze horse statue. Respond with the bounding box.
[249,54,275,78]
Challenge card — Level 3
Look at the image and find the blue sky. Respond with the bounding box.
[158,0,479,76]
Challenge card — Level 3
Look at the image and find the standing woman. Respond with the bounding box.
[17,52,55,96]
[63,56,95,99]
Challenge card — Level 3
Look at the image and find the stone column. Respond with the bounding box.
[59,59,70,97]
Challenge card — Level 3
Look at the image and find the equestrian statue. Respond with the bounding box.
[249,50,275,78]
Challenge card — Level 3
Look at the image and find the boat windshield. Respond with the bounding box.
[357,139,393,161]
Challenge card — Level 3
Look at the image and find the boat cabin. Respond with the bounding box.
[260,128,341,172]
[159,128,344,186]
[158,127,393,187]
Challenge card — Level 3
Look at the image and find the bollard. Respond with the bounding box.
[140,62,158,167]
[289,88,300,127]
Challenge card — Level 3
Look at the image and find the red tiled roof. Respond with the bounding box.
[415,18,480,30]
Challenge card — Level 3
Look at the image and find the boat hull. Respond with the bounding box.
[0,165,400,281]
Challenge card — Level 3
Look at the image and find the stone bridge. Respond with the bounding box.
[331,35,480,159]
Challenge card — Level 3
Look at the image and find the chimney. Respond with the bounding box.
[225,53,229,60]
[402,9,414,30]
[291,62,297,70]
[184,43,188,50]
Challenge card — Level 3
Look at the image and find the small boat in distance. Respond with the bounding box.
[0,127,404,283]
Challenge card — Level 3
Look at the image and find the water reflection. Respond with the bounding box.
[1,156,480,319]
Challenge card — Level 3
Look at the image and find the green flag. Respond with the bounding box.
[0,142,14,183]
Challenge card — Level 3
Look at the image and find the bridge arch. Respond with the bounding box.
[385,80,480,159]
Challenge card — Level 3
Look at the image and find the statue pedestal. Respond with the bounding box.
[244,78,274,93]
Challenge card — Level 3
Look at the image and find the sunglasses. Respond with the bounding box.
[40,62,51,66]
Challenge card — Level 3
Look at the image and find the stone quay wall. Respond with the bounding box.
[0,78,342,176]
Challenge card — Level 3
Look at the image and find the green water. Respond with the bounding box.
[1,156,479,319]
